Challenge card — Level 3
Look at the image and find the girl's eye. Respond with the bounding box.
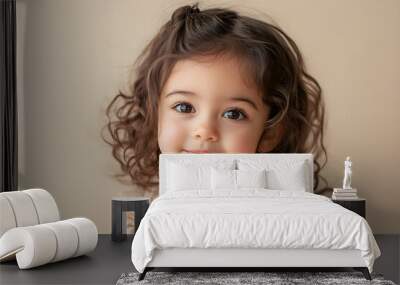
[173,103,194,113]
[172,103,247,121]
[223,109,247,121]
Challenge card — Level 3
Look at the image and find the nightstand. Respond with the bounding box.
[111,197,150,241]
[332,198,366,218]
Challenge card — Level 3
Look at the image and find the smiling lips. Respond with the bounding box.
[182,149,210,154]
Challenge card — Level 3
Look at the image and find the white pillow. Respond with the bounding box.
[211,168,236,190]
[167,159,236,192]
[211,168,267,190]
[236,169,267,188]
[237,159,310,191]
[266,162,308,191]
[167,162,209,191]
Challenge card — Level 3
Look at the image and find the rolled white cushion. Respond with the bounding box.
[0,191,39,227]
[0,189,60,239]
[0,196,17,237]
[0,218,98,269]
[23,189,60,223]
[42,221,79,262]
[0,225,57,269]
[64,218,98,257]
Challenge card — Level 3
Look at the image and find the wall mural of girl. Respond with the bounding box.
[102,4,328,200]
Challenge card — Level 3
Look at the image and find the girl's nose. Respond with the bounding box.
[192,120,219,143]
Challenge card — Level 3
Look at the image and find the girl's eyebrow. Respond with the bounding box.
[165,90,196,97]
[165,90,258,111]
[228,97,259,111]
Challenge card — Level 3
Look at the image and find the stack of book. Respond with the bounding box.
[332,188,358,200]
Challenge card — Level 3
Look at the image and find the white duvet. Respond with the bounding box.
[131,189,381,273]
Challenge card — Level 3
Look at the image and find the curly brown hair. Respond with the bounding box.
[102,3,328,198]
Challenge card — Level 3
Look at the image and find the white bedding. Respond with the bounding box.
[131,189,380,273]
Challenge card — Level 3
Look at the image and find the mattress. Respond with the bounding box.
[131,189,381,273]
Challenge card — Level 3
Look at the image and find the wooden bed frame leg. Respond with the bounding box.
[354,267,372,280]
[138,268,148,281]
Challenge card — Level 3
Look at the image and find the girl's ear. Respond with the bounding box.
[256,122,285,153]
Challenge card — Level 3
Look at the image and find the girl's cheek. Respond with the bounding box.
[222,126,260,153]
[158,115,187,152]
[227,138,257,153]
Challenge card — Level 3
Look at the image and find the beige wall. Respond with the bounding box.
[16,0,400,234]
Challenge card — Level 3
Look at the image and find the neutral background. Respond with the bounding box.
[16,0,400,234]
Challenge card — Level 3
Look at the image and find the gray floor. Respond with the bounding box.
[375,234,400,284]
[0,234,398,285]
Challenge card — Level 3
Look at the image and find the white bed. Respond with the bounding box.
[131,153,381,281]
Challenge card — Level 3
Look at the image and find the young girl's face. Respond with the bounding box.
[158,54,269,154]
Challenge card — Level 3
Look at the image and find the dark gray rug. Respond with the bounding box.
[116,271,396,285]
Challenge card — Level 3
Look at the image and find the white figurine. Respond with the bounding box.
[342,156,352,189]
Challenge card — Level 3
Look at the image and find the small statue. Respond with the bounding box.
[342,156,352,189]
